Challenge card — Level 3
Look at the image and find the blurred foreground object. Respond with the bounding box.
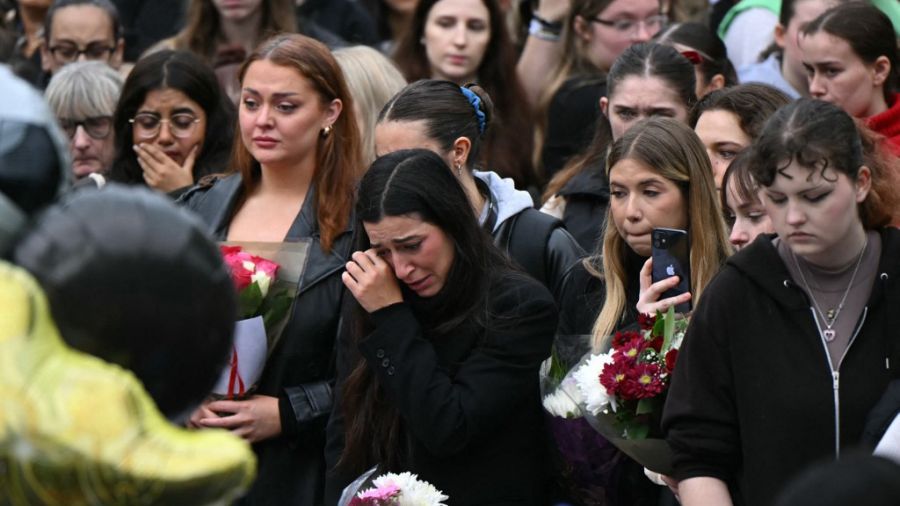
[0,64,69,255]
[0,261,256,505]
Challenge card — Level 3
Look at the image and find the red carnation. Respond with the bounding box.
[599,358,629,397]
[638,313,656,331]
[612,331,637,348]
[614,333,648,363]
[665,348,679,373]
[648,335,664,353]
[620,362,664,399]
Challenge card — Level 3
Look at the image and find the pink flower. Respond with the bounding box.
[254,257,279,277]
[350,484,401,505]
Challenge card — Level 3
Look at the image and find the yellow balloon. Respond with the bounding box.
[0,262,256,505]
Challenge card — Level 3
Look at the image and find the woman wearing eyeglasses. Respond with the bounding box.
[532,0,667,177]
[108,50,235,195]
[44,61,123,180]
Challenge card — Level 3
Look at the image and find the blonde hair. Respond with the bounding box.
[334,46,407,165]
[45,61,123,119]
[591,117,731,346]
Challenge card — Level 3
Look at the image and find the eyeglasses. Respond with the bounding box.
[59,116,113,140]
[129,113,201,139]
[590,14,668,36]
[48,41,115,63]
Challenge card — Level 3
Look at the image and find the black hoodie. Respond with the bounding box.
[663,229,900,506]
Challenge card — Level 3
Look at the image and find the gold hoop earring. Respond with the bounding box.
[321,125,332,138]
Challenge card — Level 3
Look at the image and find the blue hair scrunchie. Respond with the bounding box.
[460,86,487,135]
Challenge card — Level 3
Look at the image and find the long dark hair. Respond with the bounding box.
[749,99,898,229]
[689,83,792,134]
[802,2,899,104]
[171,0,296,61]
[392,0,536,187]
[379,79,490,169]
[338,148,511,474]
[109,50,234,186]
[607,42,698,111]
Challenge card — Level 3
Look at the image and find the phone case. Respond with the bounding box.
[651,228,691,313]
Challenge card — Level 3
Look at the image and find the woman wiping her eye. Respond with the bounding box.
[324,148,557,504]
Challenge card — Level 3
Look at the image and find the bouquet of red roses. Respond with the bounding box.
[569,306,688,474]
[214,245,293,399]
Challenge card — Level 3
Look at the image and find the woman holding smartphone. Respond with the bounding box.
[324,149,557,504]
[664,99,900,506]
[552,116,730,505]
[558,116,730,339]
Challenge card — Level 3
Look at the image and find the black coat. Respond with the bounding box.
[324,272,558,505]
[556,162,610,253]
[541,74,607,177]
[663,230,900,506]
[180,174,353,506]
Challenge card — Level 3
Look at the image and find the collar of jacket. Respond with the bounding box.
[557,160,610,200]
[726,228,900,311]
[182,173,355,296]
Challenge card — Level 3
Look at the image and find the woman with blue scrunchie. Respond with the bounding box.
[373,79,584,305]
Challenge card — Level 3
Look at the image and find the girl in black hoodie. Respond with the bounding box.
[664,99,900,506]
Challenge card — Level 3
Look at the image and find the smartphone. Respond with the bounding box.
[651,228,691,313]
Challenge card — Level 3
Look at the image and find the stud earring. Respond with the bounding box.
[321,125,332,138]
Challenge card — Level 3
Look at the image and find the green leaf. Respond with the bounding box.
[652,310,666,336]
[263,291,292,329]
[636,397,658,415]
[547,346,567,384]
[625,422,650,440]
[237,282,263,319]
[661,305,676,351]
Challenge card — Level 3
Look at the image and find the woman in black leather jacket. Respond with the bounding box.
[179,33,364,505]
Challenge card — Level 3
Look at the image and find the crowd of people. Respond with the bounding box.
[3,0,900,505]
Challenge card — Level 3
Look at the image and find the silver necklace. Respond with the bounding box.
[791,238,867,343]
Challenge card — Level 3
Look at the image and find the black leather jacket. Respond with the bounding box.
[179,173,352,506]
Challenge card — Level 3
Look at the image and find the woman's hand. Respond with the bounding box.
[195,395,282,443]
[135,143,197,192]
[342,249,403,313]
[636,257,692,315]
[187,400,217,429]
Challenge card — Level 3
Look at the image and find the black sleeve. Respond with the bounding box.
[555,260,605,336]
[358,279,557,457]
[662,268,742,483]
[863,379,900,448]
[545,227,587,304]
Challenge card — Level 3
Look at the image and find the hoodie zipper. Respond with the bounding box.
[810,306,868,458]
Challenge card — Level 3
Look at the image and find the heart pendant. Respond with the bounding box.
[823,329,836,342]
